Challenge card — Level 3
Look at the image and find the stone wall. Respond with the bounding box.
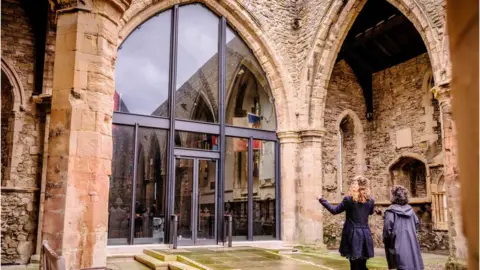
[323,204,449,252]
[322,60,367,202]
[368,53,442,200]
[1,193,38,264]
[1,0,43,265]
[322,54,448,251]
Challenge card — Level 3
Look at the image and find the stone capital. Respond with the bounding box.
[299,129,326,143]
[277,131,300,144]
[431,82,452,105]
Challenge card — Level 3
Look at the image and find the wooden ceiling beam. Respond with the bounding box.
[350,15,405,49]
[383,33,402,54]
[342,44,374,73]
[373,40,392,57]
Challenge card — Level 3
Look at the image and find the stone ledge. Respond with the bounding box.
[1,186,39,193]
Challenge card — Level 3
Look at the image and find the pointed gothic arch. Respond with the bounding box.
[1,58,27,186]
[118,0,292,131]
[300,0,447,130]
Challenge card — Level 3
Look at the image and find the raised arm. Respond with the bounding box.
[318,196,348,215]
[369,199,375,215]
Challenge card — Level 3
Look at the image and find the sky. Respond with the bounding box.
[115,4,236,116]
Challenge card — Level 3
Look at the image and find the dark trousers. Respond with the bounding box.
[349,259,368,270]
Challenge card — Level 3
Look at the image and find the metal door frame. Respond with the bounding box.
[173,150,219,246]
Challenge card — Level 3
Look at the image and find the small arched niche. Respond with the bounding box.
[388,155,429,198]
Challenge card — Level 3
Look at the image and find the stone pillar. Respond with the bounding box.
[446,1,479,268]
[42,1,130,269]
[277,131,300,244]
[434,85,467,262]
[297,130,324,247]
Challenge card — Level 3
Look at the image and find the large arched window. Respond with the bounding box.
[110,3,279,246]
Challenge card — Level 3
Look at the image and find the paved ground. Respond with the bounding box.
[150,247,448,270]
[2,248,448,270]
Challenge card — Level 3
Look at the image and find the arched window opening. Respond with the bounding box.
[431,171,448,231]
[339,115,356,193]
[389,157,427,198]
[1,71,14,186]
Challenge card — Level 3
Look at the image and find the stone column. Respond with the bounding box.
[297,130,324,247]
[434,85,467,262]
[42,1,130,269]
[277,131,300,244]
[446,1,479,268]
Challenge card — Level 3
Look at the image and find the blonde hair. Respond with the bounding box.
[348,175,371,203]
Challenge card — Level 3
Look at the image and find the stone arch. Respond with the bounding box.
[1,58,26,187]
[119,0,293,131]
[335,109,366,193]
[301,0,446,130]
[1,58,26,113]
[387,152,431,198]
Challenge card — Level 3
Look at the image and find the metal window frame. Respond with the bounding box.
[110,4,281,247]
[129,124,140,244]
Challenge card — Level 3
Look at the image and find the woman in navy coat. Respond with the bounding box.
[318,175,375,270]
[383,185,424,270]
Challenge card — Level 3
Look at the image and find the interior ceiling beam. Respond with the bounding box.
[383,33,401,54]
[349,14,405,49]
[342,44,373,73]
[373,39,392,57]
[336,14,405,63]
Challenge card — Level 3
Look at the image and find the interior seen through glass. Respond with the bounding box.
[109,3,278,246]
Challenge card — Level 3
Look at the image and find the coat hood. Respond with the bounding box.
[386,204,415,217]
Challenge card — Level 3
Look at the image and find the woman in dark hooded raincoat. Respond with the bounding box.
[383,185,424,270]
[318,175,375,270]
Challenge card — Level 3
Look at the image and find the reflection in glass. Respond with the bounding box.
[175,158,194,240]
[253,140,276,240]
[115,10,171,117]
[225,137,249,240]
[197,159,216,240]
[175,4,219,123]
[175,131,218,151]
[134,128,168,244]
[225,27,276,131]
[108,125,135,245]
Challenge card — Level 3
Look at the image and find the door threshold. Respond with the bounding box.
[107,240,285,255]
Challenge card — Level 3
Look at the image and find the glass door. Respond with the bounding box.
[174,157,217,245]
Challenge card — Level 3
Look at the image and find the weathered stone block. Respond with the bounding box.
[396,127,413,149]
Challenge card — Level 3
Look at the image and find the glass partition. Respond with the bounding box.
[111,4,279,246]
[108,125,135,245]
[176,4,219,123]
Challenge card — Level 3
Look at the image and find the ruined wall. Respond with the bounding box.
[1,0,44,264]
[368,53,442,200]
[322,60,367,202]
[322,54,448,251]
